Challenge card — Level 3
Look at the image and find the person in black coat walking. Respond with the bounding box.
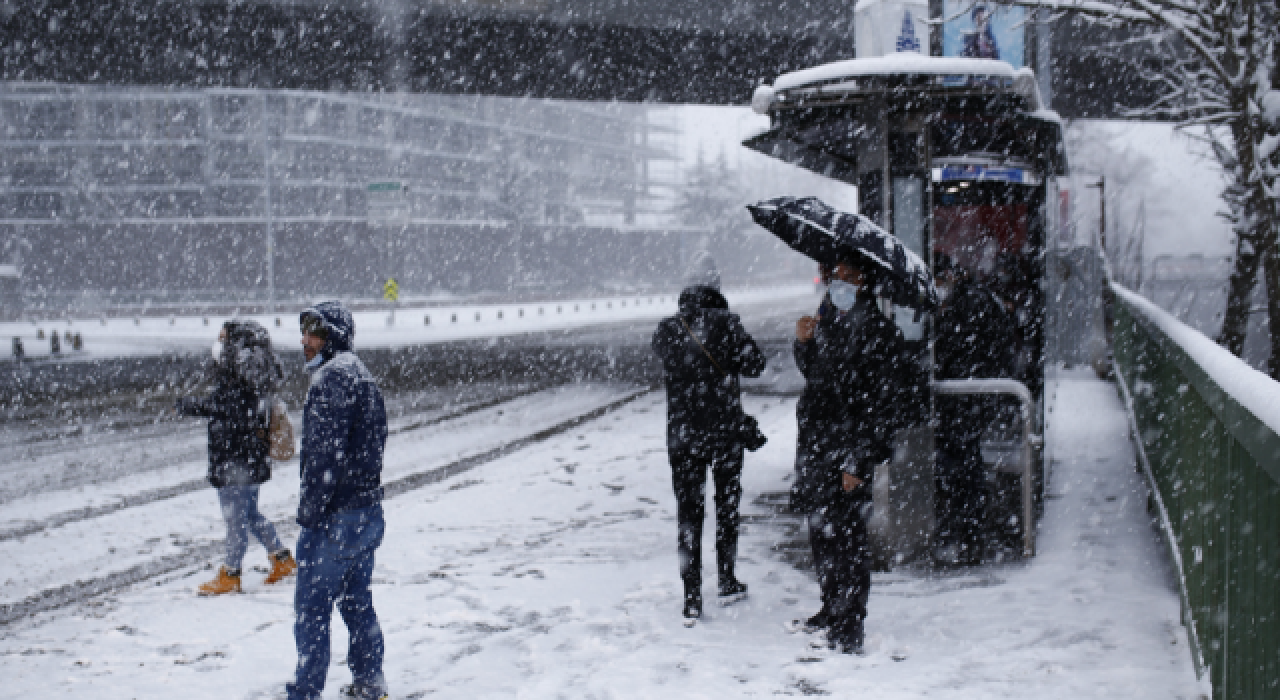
[793,256,926,653]
[176,320,296,595]
[652,252,767,622]
[932,254,1017,564]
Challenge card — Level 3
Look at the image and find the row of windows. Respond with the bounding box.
[1,89,667,222]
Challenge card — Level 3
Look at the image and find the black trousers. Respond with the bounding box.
[669,441,744,597]
[808,499,871,647]
[934,443,988,554]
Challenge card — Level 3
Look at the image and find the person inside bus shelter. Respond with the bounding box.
[992,251,1045,397]
[932,253,1016,565]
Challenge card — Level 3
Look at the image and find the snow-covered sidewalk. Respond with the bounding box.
[0,372,1206,698]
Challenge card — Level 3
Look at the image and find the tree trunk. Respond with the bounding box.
[1219,235,1261,356]
[1264,240,1280,378]
[1217,55,1277,360]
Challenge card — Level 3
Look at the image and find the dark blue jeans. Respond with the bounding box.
[287,506,386,700]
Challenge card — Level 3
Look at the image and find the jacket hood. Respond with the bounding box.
[216,319,282,393]
[679,285,729,314]
[301,301,355,360]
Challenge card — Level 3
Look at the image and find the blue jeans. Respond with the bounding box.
[217,484,284,571]
[287,506,386,700]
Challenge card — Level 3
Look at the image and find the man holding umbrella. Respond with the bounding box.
[749,197,929,654]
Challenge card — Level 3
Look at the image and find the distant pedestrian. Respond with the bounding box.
[176,320,295,596]
[652,252,768,623]
[792,257,924,653]
[932,254,1016,564]
[287,302,389,700]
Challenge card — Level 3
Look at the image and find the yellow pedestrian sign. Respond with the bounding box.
[383,278,400,302]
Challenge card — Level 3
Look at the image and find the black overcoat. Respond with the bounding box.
[178,380,271,488]
[792,295,926,513]
[652,286,767,452]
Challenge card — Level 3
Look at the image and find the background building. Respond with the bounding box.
[0,84,797,314]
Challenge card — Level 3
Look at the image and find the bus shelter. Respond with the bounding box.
[746,53,1068,563]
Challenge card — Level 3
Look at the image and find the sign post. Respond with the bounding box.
[369,182,409,309]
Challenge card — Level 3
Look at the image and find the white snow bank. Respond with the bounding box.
[1114,284,1280,436]
[1,285,814,361]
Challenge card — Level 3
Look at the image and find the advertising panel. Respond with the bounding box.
[941,1,1025,68]
[855,0,930,58]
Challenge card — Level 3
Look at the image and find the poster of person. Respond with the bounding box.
[941,1,1025,68]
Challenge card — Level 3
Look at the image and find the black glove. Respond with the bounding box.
[738,413,768,452]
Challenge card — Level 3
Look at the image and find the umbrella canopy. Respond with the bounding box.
[748,196,937,311]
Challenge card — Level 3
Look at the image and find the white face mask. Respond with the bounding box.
[936,283,953,303]
[211,341,223,360]
[828,279,858,312]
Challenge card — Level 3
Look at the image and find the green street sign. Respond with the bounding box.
[368,182,401,192]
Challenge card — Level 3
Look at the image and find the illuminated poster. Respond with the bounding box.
[941,1,1025,68]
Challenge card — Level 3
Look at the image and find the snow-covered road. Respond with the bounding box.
[0,371,1206,698]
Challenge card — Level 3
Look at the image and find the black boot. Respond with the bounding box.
[717,577,748,606]
[803,606,831,633]
[829,618,865,654]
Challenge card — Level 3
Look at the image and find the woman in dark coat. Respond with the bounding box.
[652,252,767,622]
[177,320,295,595]
[792,256,926,652]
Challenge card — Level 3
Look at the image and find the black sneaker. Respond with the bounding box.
[717,579,748,606]
[803,608,830,633]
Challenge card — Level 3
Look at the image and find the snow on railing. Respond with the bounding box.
[1112,282,1280,697]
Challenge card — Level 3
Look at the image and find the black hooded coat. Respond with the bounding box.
[651,286,767,450]
[791,295,927,513]
[177,320,284,488]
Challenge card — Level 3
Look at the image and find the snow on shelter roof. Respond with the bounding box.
[773,53,1017,91]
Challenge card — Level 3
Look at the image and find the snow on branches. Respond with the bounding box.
[1009,0,1279,373]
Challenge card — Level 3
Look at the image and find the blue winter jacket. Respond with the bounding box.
[297,302,388,529]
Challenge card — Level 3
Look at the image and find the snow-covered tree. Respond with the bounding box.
[674,149,745,236]
[1012,0,1279,374]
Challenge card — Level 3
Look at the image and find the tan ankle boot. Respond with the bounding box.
[264,549,297,585]
[198,566,242,596]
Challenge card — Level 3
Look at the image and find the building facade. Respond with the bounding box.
[1,83,692,312]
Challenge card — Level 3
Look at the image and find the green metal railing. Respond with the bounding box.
[1112,284,1280,699]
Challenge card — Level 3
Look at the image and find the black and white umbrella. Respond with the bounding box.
[747,196,937,311]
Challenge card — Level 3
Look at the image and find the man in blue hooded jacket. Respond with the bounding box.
[287,301,389,700]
